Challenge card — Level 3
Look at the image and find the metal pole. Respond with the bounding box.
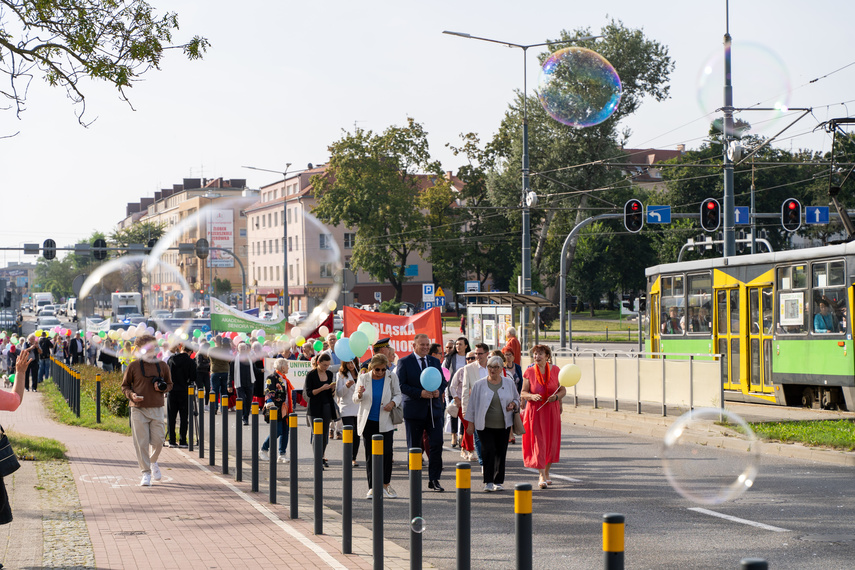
[636,354,642,415]
[520,46,531,353]
[456,462,471,570]
[515,483,533,570]
[313,418,324,535]
[603,513,625,570]
[198,390,205,459]
[592,353,598,409]
[209,393,216,465]
[342,426,353,554]
[95,373,101,424]
[251,402,259,492]
[235,399,243,482]
[221,395,229,475]
[188,387,195,453]
[289,413,298,519]
[661,356,667,417]
[689,355,694,411]
[409,447,423,570]
[372,434,384,570]
[269,408,278,504]
[613,354,618,412]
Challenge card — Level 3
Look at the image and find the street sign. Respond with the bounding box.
[422,283,435,302]
[646,205,671,224]
[435,286,445,298]
[265,293,277,306]
[424,301,434,310]
[734,206,750,225]
[435,296,445,307]
[374,292,382,301]
[805,206,830,225]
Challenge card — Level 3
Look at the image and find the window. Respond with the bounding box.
[288,237,293,251]
[274,212,278,227]
[289,264,294,282]
[344,233,355,249]
[262,241,267,255]
[263,267,268,281]
[276,266,280,281]
[296,262,300,285]
[262,215,266,228]
[287,209,292,224]
[777,264,808,334]
[269,240,273,254]
[320,234,332,250]
[686,273,712,333]
[812,260,847,334]
[275,239,279,254]
[295,236,299,250]
[268,213,272,227]
[660,275,685,335]
[320,263,333,277]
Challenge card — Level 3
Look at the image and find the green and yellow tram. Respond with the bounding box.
[645,243,855,410]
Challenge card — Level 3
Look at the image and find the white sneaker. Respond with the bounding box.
[139,473,152,486]
[278,454,290,464]
[259,450,269,461]
[151,462,162,482]
[484,483,495,492]
[366,488,374,498]
[383,485,397,499]
[493,484,504,492]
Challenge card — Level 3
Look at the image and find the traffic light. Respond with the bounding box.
[195,238,210,260]
[781,198,802,232]
[700,198,721,232]
[93,238,107,260]
[43,239,56,260]
[624,199,643,233]
[146,238,157,253]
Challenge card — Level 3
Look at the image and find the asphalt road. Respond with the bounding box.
[197,408,855,569]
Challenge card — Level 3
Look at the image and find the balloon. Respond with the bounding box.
[334,337,355,361]
[313,339,324,351]
[193,329,202,338]
[327,300,337,311]
[7,374,13,384]
[318,326,330,337]
[291,327,302,340]
[99,331,106,338]
[349,331,369,358]
[209,340,216,347]
[442,367,451,381]
[357,322,378,345]
[296,336,306,347]
[558,363,582,387]
[336,331,343,339]
[420,367,442,392]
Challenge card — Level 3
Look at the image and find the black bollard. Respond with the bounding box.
[251,402,259,493]
[208,393,216,466]
[740,560,768,570]
[95,373,101,424]
[409,447,423,570]
[603,513,625,570]
[188,387,195,453]
[235,399,243,482]
[456,462,471,570]
[221,396,229,475]
[372,434,384,570]
[342,425,353,554]
[515,483,533,570]
[198,389,205,459]
[269,408,278,504]
[313,418,323,535]
[289,413,298,519]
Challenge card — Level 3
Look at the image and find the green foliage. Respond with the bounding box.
[43,366,132,435]
[379,300,402,315]
[213,277,232,296]
[1,0,208,123]
[34,256,77,299]
[6,431,67,461]
[565,222,618,316]
[751,420,855,451]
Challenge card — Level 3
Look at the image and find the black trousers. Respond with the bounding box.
[308,403,333,455]
[405,414,444,481]
[477,426,511,484]
[362,419,393,488]
[341,415,360,461]
[167,388,189,445]
[24,361,38,391]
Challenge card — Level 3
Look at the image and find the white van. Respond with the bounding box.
[67,297,77,321]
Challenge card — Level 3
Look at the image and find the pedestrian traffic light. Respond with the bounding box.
[700,198,721,232]
[42,239,56,260]
[781,198,802,232]
[195,238,209,260]
[624,199,643,233]
[93,238,107,260]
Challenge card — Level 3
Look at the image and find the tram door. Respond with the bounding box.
[716,287,742,390]
[650,292,661,355]
[747,286,774,394]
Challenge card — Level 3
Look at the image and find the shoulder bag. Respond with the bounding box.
[390,404,404,425]
[512,410,525,436]
[0,426,21,477]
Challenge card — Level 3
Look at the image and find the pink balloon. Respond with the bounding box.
[442,367,451,381]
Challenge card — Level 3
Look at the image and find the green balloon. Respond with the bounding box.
[99,331,106,338]
[336,331,343,339]
[193,329,202,338]
[8,374,14,384]
[313,339,324,351]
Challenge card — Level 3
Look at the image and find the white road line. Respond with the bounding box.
[688,507,791,533]
[522,467,582,483]
[182,452,348,569]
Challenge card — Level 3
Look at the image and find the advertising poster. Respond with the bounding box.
[207,209,235,268]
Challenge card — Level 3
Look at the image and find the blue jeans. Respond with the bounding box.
[210,373,229,411]
[473,429,483,465]
[37,359,50,383]
[261,415,289,455]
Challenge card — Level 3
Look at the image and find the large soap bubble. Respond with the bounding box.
[538,47,622,128]
[662,408,760,505]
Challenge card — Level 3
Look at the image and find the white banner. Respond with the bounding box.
[85,318,112,332]
[207,209,235,268]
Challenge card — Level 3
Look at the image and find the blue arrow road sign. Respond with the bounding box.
[734,206,749,225]
[805,206,829,225]
[646,205,671,224]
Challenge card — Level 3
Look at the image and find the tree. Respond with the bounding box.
[107,221,165,311]
[213,277,231,297]
[34,256,76,300]
[1,0,208,125]
[565,222,618,316]
[313,118,442,301]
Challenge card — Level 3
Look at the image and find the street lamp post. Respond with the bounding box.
[443,30,598,350]
[200,191,222,304]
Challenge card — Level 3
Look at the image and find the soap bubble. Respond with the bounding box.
[410,517,426,534]
[662,408,760,505]
[537,47,622,128]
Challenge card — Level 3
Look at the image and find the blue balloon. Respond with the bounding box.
[334,337,355,362]
[420,366,441,391]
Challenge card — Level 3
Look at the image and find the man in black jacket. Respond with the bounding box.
[167,345,197,448]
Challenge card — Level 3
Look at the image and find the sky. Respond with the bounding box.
[2,0,854,261]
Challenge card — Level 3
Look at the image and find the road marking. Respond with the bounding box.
[80,474,174,487]
[522,468,582,483]
[181,452,348,569]
[688,507,791,533]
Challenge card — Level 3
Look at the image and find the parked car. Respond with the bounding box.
[37,316,61,329]
[122,313,147,324]
[260,311,275,320]
[172,309,195,319]
[399,302,416,316]
[288,311,308,325]
[197,307,211,318]
[333,315,343,331]
[151,309,172,320]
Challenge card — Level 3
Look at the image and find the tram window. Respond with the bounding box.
[687,274,712,333]
[750,289,760,335]
[812,261,847,334]
[717,290,727,335]
[762,289,774,335]
[660,275,684,335]
[793,265,808,289]
[730,289,740,334]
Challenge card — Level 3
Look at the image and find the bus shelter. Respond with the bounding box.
[459,292,555,351]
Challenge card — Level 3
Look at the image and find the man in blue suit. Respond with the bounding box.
[396,333,446,491]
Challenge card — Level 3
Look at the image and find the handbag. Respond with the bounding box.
[390,404,404,425]
[446,401,459,419]
[0,426,20,477]
[512,410,525,436]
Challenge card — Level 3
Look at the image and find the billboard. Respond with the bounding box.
[207,209,235,268]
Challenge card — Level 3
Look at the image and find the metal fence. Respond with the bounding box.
[49,357,81,417]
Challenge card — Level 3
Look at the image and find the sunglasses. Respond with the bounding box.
[374,367,387,372]
[466,357,476,361]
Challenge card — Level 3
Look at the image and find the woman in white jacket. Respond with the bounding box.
[353,354,402,499]
[335,358,361,466]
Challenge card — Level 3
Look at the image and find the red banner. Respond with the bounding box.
[343,306,443,359]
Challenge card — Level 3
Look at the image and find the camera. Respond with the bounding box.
[151,377,167,392]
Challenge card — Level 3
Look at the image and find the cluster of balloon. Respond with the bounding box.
[558,363,582,387]
[334,321,379,362]
[34,326,74,338]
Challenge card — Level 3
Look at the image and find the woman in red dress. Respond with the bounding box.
[520,345,565,489]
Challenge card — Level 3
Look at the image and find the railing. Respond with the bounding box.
[49,357,81,417]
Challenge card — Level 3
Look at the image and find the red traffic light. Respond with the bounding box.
[624,199,644,233]
[781,198,801,232]
[700,198,721,232]
[787,201,797,210]
[706,201,716,210]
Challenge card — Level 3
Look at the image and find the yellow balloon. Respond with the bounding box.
[296,336,306,347]
[327,300,337,311]
[558,363,582,387]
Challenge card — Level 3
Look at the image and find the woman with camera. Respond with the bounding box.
[260,359,294,463]
[121,335,173,487]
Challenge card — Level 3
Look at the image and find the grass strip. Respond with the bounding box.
[750,419,855,451]
[6,431,67,461]
[42,376,132,437]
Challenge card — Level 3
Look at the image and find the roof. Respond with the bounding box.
[456,291,555,308]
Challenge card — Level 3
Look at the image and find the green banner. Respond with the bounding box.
[210,298,287,335]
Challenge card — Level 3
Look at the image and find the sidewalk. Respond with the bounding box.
[0,393,414,570]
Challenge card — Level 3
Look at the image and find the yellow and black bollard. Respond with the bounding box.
[342,425,354,554]
[198,389,205,459]
[456,462,471,570]
[269,408,278,504]
[188,387,195,453]
[603,513,624,570]
[208,393,216,465]
[409,447,423,570]
[234,399,243,481]
[515,483,533,570]
[221,396,229,475]
[372,434,384,570]
[313,418,324,535]
[289,412,298,519]
[95,373,102,424]
[251,402,259,492]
